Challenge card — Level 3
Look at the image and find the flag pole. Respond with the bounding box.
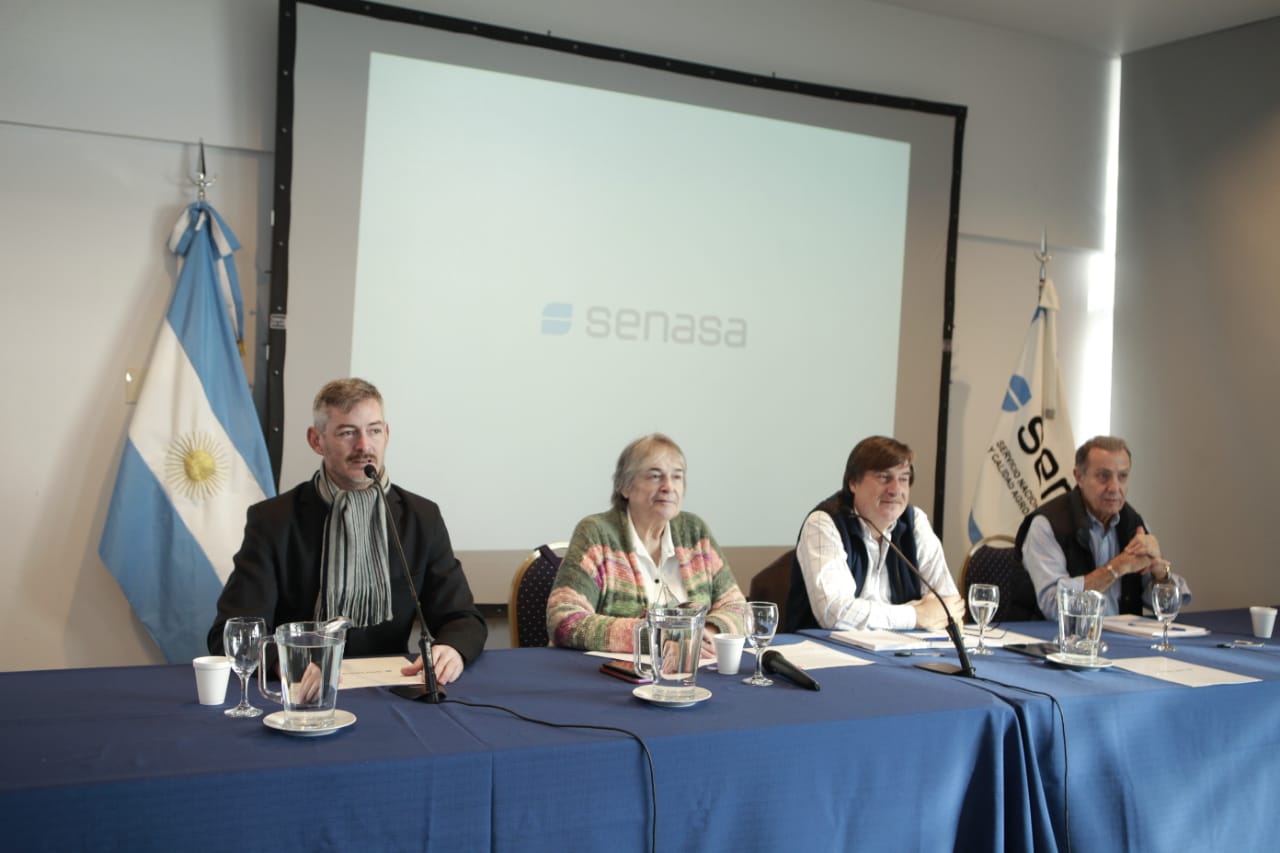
[190,139,218,201]
[1035,228,1052,283]
[1035,229,1060,420]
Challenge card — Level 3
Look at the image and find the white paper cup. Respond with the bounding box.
[713,634,746,675]
[193,655,232,705]
[1249,606,1277,639]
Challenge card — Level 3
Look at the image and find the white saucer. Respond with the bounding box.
[263,709,357,737]
[1046,652,1114,672]
[632,684,711,708]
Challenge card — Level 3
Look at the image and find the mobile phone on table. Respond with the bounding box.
[1004,642,1057,659]
[600,660,652,684]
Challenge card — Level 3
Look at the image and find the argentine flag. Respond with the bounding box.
[100,202,274,662]
[968,278,1076,544]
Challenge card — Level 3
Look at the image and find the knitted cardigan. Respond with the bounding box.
[547,508,748,652]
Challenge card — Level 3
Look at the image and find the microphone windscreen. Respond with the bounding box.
[761,650,820,690]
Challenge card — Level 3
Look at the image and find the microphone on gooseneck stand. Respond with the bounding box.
[860,514,976,678]
[365,464,444,703]
[761,650,821,691]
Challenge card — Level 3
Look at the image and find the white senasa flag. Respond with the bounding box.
[968,278,1076,543]
[100,202,274,662]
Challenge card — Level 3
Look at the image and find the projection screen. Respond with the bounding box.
[269,0,966,602]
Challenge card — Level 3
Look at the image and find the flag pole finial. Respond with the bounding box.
[1034,228,1052,282]
[190,139,218,201]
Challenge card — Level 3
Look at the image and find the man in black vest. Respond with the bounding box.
[787,436,964,632]
[1016,435,1189,619]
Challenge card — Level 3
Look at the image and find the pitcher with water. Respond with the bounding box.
[1057,587,1105,664]
[258,618,351,730]
[633,604,707,702]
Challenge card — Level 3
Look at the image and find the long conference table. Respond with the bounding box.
[2,609,1277,852]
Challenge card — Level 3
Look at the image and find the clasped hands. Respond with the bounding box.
[1110,526,1168,579]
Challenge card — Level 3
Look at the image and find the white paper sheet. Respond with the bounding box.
[746,639,874,670]
[339,655,422,689]
[1103,616,1209,639]
[1112,656,1260,687]
[590,640,871,670]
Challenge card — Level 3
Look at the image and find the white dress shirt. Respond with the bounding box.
[796,507,956,630]
[626,510,687,605]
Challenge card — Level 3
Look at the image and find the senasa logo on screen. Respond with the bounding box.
[540,303,747,348]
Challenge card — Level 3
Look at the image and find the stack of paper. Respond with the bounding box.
[828,628,943,651]
[1102,616,1209,639]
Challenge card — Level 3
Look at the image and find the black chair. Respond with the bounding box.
[960,535,1042,622]
[508,543,567,647]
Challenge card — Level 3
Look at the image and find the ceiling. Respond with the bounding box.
[865,0,1280,56]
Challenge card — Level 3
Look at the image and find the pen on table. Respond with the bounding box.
[894,651,945,657]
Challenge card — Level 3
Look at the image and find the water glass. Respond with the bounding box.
[743,601,779,686]
[223,617,266,718]
[1151,575,1181,652]
[968,584,999,655]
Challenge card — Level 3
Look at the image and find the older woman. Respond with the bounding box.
[547,433,747,652]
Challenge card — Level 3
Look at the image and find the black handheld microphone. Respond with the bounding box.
[861,514,975,678]
[761,650,821,691]
[366,464,444,702]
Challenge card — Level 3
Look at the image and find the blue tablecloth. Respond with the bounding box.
[807,608,1280,852]
[2,610,1276,852]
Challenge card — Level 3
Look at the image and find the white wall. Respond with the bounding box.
[1114,18,1280,612]
[0,0,1116,670]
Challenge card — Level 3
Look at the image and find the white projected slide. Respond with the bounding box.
[280,3,962,600]
[350,52,910,552]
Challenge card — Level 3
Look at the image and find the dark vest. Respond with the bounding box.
[1014,486,1146,616]
[785,493,923,632]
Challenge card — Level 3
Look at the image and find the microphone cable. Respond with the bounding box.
[361,466,657,850]
[950,671,1073,853]
[365,467,659,849]
[433,696,658,853]
[849,513,1071,849]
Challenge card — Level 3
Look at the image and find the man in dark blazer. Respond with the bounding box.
[208,378,486,684]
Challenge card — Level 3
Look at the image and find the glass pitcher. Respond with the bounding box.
[1057,587,1105,664]
[258,618,351,729]
[633,604,707,702]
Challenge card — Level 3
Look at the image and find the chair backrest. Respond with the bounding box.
[960,535,1042,622]
[748,548,795,631]
[508,543,568,648]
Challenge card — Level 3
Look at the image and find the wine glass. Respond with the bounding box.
[1150,573,1181,652]
[968,584,1000,655]
[223,617,267,717]
[743,601,779,686]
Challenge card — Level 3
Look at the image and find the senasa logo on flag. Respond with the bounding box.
[968,279,1076,543]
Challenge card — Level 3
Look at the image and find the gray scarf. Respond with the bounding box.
[313,466,393,628]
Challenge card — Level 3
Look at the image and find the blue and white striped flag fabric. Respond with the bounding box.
[967,278,1076,544]
[100,201,275,662]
